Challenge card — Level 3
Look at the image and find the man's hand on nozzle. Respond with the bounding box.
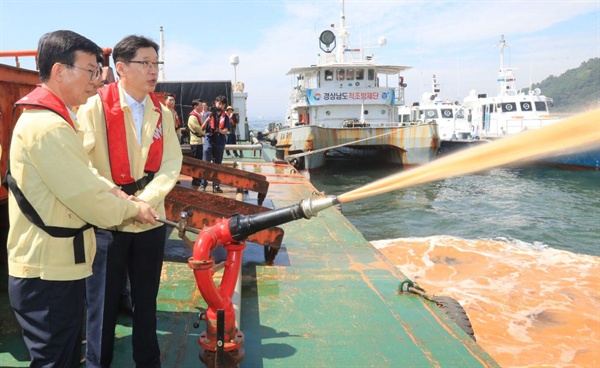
[135,201,158,225]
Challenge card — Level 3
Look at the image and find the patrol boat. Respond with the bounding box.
[462,35,561,139]
[274,1,439,170]
[399,74,484,154]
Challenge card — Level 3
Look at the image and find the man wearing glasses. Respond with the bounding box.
[6,30,159,367]
[77,35,182,368]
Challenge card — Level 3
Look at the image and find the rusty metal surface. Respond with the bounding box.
[275,124,439,169]
[181,157,269,204]
[165,186,284,250]
[0,63,39,205]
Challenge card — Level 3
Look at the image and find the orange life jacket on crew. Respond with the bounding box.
[98,82,163,189]
[210,112,227,130]
[189,110,203,123]
[7,86,90,264]
[173,110,181,128]
[15,86,77,130]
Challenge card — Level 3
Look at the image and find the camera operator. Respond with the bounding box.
[200,95,230,192]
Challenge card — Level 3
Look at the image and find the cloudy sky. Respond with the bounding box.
[1,0,598,119]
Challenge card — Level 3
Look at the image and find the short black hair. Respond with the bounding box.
[37,30,102,83]
[192,99,202,108]
[215,95,227,105]
[164,93,175,100]
[113,35,159,64]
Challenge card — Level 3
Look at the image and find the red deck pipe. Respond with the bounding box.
[188,218,245,352]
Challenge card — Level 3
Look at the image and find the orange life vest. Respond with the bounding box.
[15,86,76,130]
[98,82,163,186]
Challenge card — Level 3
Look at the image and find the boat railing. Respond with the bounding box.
[488,116,561,136]
[394,86,405,105]
[289,88,307,105]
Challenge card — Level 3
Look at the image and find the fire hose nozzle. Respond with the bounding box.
[228,195,340,242]
[300,195,340,219]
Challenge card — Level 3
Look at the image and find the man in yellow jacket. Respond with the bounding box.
[7,30,158,368]
[187,98,206,185]
[77,35,182,368]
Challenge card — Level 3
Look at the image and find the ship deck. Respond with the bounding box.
[0,147,499,367]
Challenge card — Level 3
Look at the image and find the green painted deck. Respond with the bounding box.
[0,150,499,367]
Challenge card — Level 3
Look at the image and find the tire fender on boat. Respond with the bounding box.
[433,296,476,341]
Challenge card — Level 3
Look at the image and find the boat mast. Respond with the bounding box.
[496,35,516,95]
[159,26,165,81]
[336,0,349,63]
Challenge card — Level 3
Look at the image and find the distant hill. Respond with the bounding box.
[525,58,599,113]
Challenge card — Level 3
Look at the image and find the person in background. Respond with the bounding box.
[77,34,182,368]
[164,92,183,143]
[200,96,230,192]
[225,106,241,158]
[6,30,158,368]
[188,99,205,186]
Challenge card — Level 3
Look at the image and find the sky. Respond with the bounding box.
[1,0,598,120]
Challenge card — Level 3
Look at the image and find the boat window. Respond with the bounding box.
[423,109,438,119]
[520,102,533,112]
[500,102,517,112]
[456,109,465,119]
[440,109,453,118]
[534,101,547,112]
[356,69,364,80]
[368,69,375,80]
[337,69,345,80]
[346,69,355,80]
[325,70,333,81]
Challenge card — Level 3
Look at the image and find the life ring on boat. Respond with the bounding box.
[434,296,476,341]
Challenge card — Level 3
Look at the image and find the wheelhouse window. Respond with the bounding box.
[336,69,345,80]
[356,69,364,80]
[500,102,517,112]
[440,109,453,118]
[534,101,547,112]
[456,108,465,119]
[368,69,375,80]
[520,101,533,112]
[324,70,333,81]
[423,109,439,119]
[346,69,355,80]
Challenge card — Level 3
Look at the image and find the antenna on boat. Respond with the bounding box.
[494,35,517,96]
[159,26,165,81]
[337,0,349,63]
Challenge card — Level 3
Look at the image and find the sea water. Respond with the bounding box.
[250,114,600,366]
[310,162,600,367]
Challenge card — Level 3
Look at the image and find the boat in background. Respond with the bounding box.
[462,35,561,139]
[540,146,600,170]
[399,74,483,154]
[274,1,439,170]
[457,35,599,169]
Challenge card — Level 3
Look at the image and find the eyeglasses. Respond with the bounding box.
[67,64,102,81]
[128,60,164,71]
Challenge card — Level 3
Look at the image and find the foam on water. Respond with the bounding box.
[372,236,600,367]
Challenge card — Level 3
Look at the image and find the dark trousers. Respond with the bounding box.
[86,226,166,368]
[201,140,225,188]
[9,276,85,368]
[225,132,240,157]
[191,144,203,186]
